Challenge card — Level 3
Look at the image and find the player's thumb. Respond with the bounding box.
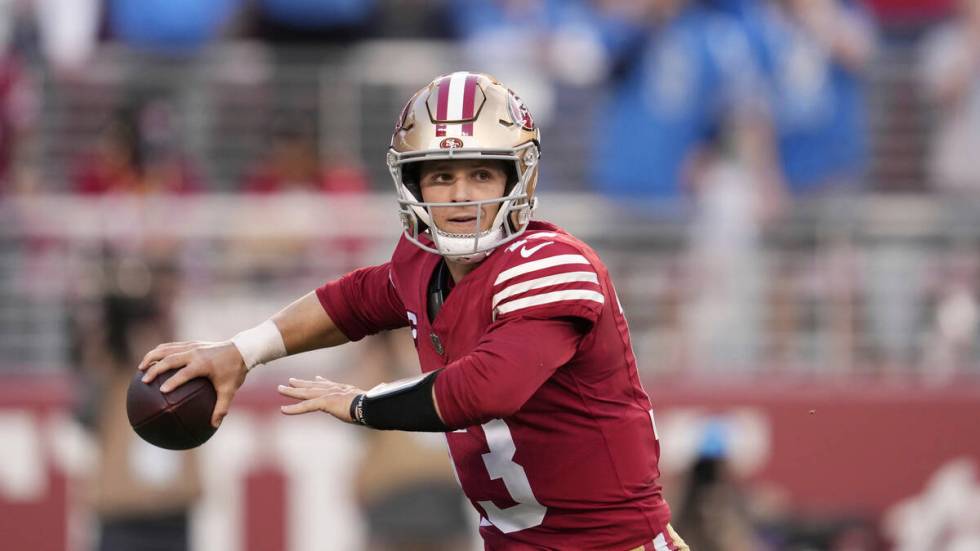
[211,396,232,428]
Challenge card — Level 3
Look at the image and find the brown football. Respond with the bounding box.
[126,369,218,450]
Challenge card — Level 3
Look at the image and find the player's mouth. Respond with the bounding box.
[443,213,479,229]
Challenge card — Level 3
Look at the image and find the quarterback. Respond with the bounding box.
[140,72,686,551]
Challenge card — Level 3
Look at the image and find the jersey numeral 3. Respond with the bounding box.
[473,419,547,533]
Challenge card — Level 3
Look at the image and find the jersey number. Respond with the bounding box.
[465,419,548,533]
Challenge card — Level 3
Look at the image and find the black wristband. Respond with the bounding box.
[357,370,448,432]
[349,394,367,426]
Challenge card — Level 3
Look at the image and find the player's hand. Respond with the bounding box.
[277,376,363,423]
[138,341,248,428]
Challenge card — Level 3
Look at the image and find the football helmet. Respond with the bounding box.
[387,72,541,263]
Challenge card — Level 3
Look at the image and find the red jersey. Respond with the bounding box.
[317,221,671,550]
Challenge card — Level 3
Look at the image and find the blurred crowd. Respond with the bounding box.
[0,0,954,197]
[0,0,970,199]
[0,0,976,376]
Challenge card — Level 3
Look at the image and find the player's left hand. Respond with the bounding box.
[277,376,363,423]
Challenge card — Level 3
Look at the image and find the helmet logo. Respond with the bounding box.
[508,90,535,130]
[439,137,464,149]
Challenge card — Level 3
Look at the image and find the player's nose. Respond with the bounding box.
[448,178,474,203]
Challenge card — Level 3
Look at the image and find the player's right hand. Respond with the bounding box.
[138,341,248,428]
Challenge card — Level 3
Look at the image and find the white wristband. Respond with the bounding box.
[231,320,287,371]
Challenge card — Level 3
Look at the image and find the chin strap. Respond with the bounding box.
[431,226,505,262]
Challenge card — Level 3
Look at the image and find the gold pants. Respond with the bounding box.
[627,524,689,551]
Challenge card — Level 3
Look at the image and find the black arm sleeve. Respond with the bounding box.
[349,370,449,432]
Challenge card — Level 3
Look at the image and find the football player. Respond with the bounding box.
[139,72,687,551]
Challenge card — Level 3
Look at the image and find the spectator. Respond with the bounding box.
[738,0,877,196]
[922,0,980,193]
[582,0,782,372]
[723,0,875,370]
[72,99,201,195]
[588,0,779,210]
[243,118,366,195]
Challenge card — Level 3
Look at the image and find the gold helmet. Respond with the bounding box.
[387,72,541,263]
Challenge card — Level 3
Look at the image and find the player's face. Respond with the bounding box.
[418,160,508,235]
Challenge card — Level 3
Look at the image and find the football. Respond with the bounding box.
[126,368,218,450]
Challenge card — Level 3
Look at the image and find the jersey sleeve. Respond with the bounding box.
[491,239,605,326]
[316,263,408,341]
[433,316,583,429]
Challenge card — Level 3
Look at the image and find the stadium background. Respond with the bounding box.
[1,0,979,549]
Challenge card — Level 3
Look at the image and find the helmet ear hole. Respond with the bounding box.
[402,163,422,199]
[503,163,520,194]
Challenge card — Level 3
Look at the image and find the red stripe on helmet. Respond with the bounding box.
[435,76,450,120]
[461,74,478,136]
[434,75,451,136]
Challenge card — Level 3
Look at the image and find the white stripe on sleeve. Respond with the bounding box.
[492,272,599,309]
[494,290,604,316]
[653,532,670,551]
[494,254,591,285]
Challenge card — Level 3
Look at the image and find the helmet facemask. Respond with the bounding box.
[388,144,539,263]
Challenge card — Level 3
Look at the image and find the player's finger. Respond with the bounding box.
[287,378,318,388]
[138,345,174,371]
[141,351,191,384]
[158,361,204,393]
[211,392,233,428]
[138,342,198,371]
[280,397,326,415]
[277,385,322,400]
[289,377,339,390]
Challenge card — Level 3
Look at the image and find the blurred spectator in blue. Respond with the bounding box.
[717,0,874,371]
[107,0,242,54]
[587,0,782,213]
[674,420,764,551]
[733,0,877,196]
[72,99,201,195]
[253,0,377,43]
[921,0,980,194]
[580,0,782,372]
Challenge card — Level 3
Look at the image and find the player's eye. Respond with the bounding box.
[473,170,493,181]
